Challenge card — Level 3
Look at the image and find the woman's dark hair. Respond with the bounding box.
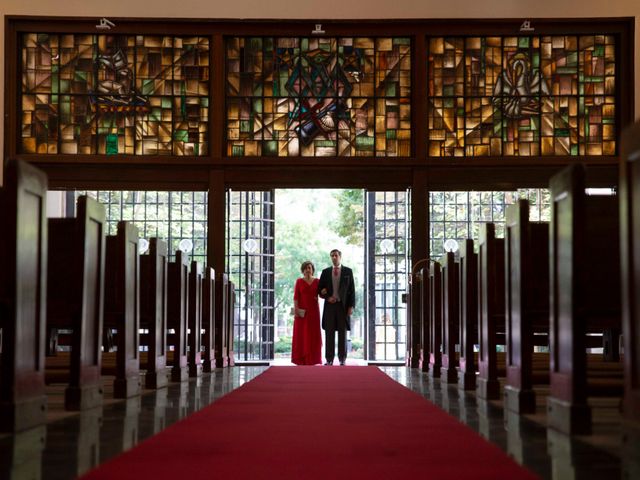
[300,261,315,274]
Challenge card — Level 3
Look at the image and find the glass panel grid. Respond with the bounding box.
[226,36,411,157]
[429,189,550,260]
[366,190,410,361]
[226,191,276,361]
[74,190,208,264]
[427,35,615,157]
[21,33,209,156]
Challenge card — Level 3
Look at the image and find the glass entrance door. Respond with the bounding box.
[364,190,410,361]
[226,188,410,363]
[226,190,275,361]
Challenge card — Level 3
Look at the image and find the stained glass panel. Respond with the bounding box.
[427,35,616,157]
[226,36,411,157]
[428,97,462,157]
[21,33,209,156]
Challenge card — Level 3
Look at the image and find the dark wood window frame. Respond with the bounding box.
[4,17,634,189]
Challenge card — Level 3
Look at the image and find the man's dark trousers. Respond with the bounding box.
[324,301,347,363]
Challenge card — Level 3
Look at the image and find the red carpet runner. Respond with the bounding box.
[83,367,539,479]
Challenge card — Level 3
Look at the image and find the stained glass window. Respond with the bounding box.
[226,37,411,157]
[427,35,615,157]
[21,34,209,156]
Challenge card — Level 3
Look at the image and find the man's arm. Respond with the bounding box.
[346,267,356,315]
[317,269,329,299]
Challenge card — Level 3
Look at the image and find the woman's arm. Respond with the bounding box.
[293,279,301,316]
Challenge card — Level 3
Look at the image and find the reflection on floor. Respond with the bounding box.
[0,366,630,480]
[268,358,369,366]
[380,367,626,480]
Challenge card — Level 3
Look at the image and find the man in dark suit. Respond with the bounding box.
[317,249,355,366]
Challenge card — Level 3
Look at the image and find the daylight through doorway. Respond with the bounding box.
[226,189,410,363]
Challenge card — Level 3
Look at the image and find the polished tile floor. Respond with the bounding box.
[0,366,631,480]
[380,367,628,480]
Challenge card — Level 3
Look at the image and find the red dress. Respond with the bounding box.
[291,277,322,365]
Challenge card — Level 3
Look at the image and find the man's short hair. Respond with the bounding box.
[330,249,342,256]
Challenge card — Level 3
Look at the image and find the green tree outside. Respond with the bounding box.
[274,189,365,358]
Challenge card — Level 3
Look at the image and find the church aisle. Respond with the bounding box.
[79,366,537,479]
[0,366,623,479]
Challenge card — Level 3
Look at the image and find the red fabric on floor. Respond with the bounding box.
[82,366,539,479]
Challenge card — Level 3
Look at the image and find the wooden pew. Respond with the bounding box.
[620,122,640,476]
[406,273,416,368]
[0,423,46,476]
[139,238,168,389]
[215,273,229,368]
[504,199,550,414]
[428,262,442,379]
[226,280,236,366]
[457,239,477,391]
[477,222,506,400]
[201,267,216,373]
[417,267,431,373]
[168,250,189,381]
[439,251,459,384]
[0,159,48,432]
[46,195,106,411]
[548,163,622,435]
[188,261,203,378]
[103,221,141,399]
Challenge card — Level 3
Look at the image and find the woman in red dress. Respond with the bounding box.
[291,261,323,365]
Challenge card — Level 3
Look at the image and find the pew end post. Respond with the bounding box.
[621,123,640,474]
[0,159,48,432]
[476,222,504,401]
[458,239,477,391]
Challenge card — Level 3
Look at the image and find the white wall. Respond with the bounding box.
[1,0,638,184]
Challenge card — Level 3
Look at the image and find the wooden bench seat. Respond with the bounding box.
[477,223,506,400]
[139,238,168,389]
[46,195,106,411]
[427,262,442,379]
[201,267,216,373]
[103,221,142,398]
[188,261,203,378]
[548,164,623,435]
[215,274,230,368]
[226,280,236,366]
[620,122,640,474]
[504,199,550,414]
[439,252,459,384]
[457,239,477,391]
[168,250,189,380]
[1,160,49,430]
[415,267,429,373]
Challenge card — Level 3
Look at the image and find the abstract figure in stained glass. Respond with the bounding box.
[493,52,549,118]
[226,37,411,156]
[286,46,353,146]
[93,49,148,112]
